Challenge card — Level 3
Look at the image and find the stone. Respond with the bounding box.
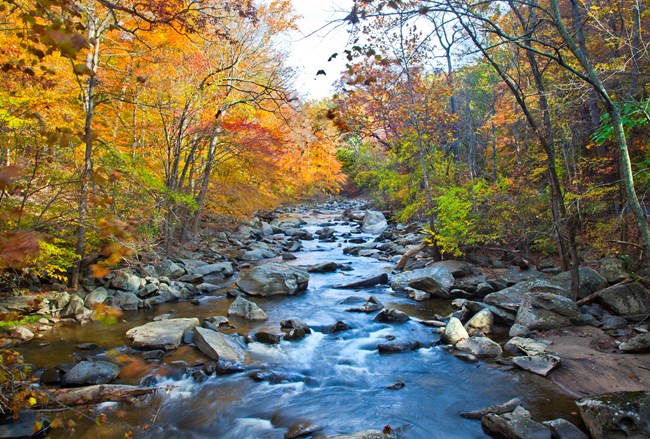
[346,296,384,313]
[390,266,454,299]
[484,280,569,312]
[428,260,475,278]
[374,308,410,323]
[126,318,199,350]
[283,327,306,341]
[515,292,581,330]
[280,319,311,333]
[156,260,185,279]
[110,270,143,293]
[481,408,552,439]
[110,291,142,311]
[599,257,629,283]
[361,210,388,234]
[509,324,530,338]
[10,326,34,342]
[619,333,650,353]
[441,317,469,345]
[550,267,609,300]
[329,430,391,439]
[61,360,120,387]
[455,335,502,358]
[285,420,323,439]
[460,398,522,419]
[193,327,245,366]
[577,391,650,439]
[465,309,493,335]
[504,337,549,356]
[476,282,495,296]
[542,419,588,439]
[60,295,85,320]
[386,381,406,390]
[377,341,420,354]
[255,331,283,344]
[205,316,230,327]
[0,411,37,438]
[307,262,342,273]
[597,282,650,321]
[84,287,108,308]
[334,273,389,289]
[331,321,351,333]
[237,263,309,296]
[228,296,268,321]
[512,354,561,376]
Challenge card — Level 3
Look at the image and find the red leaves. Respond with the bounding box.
[0,232,40,267]
[0,165,21,191]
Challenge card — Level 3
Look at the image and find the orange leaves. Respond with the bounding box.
[0,232,40,267]
[0,165,22,191]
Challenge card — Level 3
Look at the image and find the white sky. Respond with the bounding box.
[285,0,355,100]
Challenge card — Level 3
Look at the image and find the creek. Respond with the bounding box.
[19,206,579,438]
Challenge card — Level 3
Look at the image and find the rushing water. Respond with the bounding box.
[19,207,582,438]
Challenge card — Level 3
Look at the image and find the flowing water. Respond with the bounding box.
[19,207,581,438]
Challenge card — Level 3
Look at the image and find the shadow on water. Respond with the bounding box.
[19,208,583,438]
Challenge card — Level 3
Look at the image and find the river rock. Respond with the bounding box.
[390,266,454,299]
[346,295,384,313]
[283,327,306,341]
[428,260,475,278]
[596,282,650,321]
[481,406,552,439]
[10,326,34,342]
[193,327,245,366]
[619,333,650,353]
[84,287,108,308]
[465,309,493,335]
[509,323,530,338]
[550,267,609,299]
[285,420,323,439]
[542,419,588,439]
[512,354,561,376]
[599,257,629,283]
[61,360,120,387]
[504,337,549,356]
[255,330,283,344]
[441,317,469,345]
[61,294,85,320]
[377,340,421,354]
[157,260,185,279]
[280,319,311,333]
[456,335,502,358]
[0,292,70,316]
[110,270,143,293]
[374,308,410,323]
[576,391,650,439]
[514,292,581,330]
[307,262,342,273]
[334,273,389,289]
[193,262,234,278]
[126,318,199,350]
[461,398,522,419]
[228,296,268,321]
[205,316,230,328]
[484,279,569,313]
[361,210,387,234]
[237,263,309,296]
[330,430,391,439]
[110,291,142,311]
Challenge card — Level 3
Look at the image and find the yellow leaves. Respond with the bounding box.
[28,397,37,406]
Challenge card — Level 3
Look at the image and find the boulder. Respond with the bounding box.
[285,420,323,439]
[228,296,268,321]
[346,296,384,313]
[441,317,469,345]
[515,292,581,330]
[465,309,493,335]
[110,291,142,311]
[237,263,309,296]
[84,287,108,308]
[283,327,306,341]
[599,257,629,284]
[509,324,531,338]
[550,267,609,300]
[374,308,410,323]
[330,431,391,439]
[126,318,199,350]
[597,282,650,321]
[377,340,421,354]
[461,398,522,419]
[484,280,569,312]
[60,295,85,320]
[504,337,549,356]
[61,360,120,387]
[481,406,552,439]
[307,262,342,273]
[427,260,475,278]
[512,354,561,376]
[156,260,185,279]
[110,270,143,293]
[10,326,34,342]
[255,331,283,344]
[542,419,588,439]
[619,333,650,353]
[455,335,502,358]
[193,262,235,280]
[390,266,454,299]
[361,210,388,234]
[193,327,245,367]
[334,273,389,289]
[576,391,650,439]
[280,319,311,333]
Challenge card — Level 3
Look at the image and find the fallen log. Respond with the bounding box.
[576,279,631,306]
[395,242,427,271]
[38,384,158,408]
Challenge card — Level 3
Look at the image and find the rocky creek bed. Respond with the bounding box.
[2,200,650,438]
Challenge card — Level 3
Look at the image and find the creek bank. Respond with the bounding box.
[2,199,649,439]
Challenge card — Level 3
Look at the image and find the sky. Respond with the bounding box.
[286,0,355,100]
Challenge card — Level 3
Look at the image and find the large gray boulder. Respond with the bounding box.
[514,292,581,330]
[361,210,387,234]
[542,419,588,439]
[237,263,309,296]
[193,262,235,278]
[465,309,493,335]
[126,318,199,350]
[619,333,650,353]
[512,354,561,376]
[577,391,650,439]
[110,291,142,311]
[597,282,650,321]
[428,260,475,278]
[456,335,502,358]
[599,257,629,284]
[61,360,120,387]
[84,287,108,308]
[228,296,268,321]
[156,260,185,279]
[330,431,391,439]
[550,267,609,299]
[110,270,143,293]
[484,280,569,312]
[481,406,552,439]
[193,327,245,366]
[390,266,454,299]
[441,317,469,345]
